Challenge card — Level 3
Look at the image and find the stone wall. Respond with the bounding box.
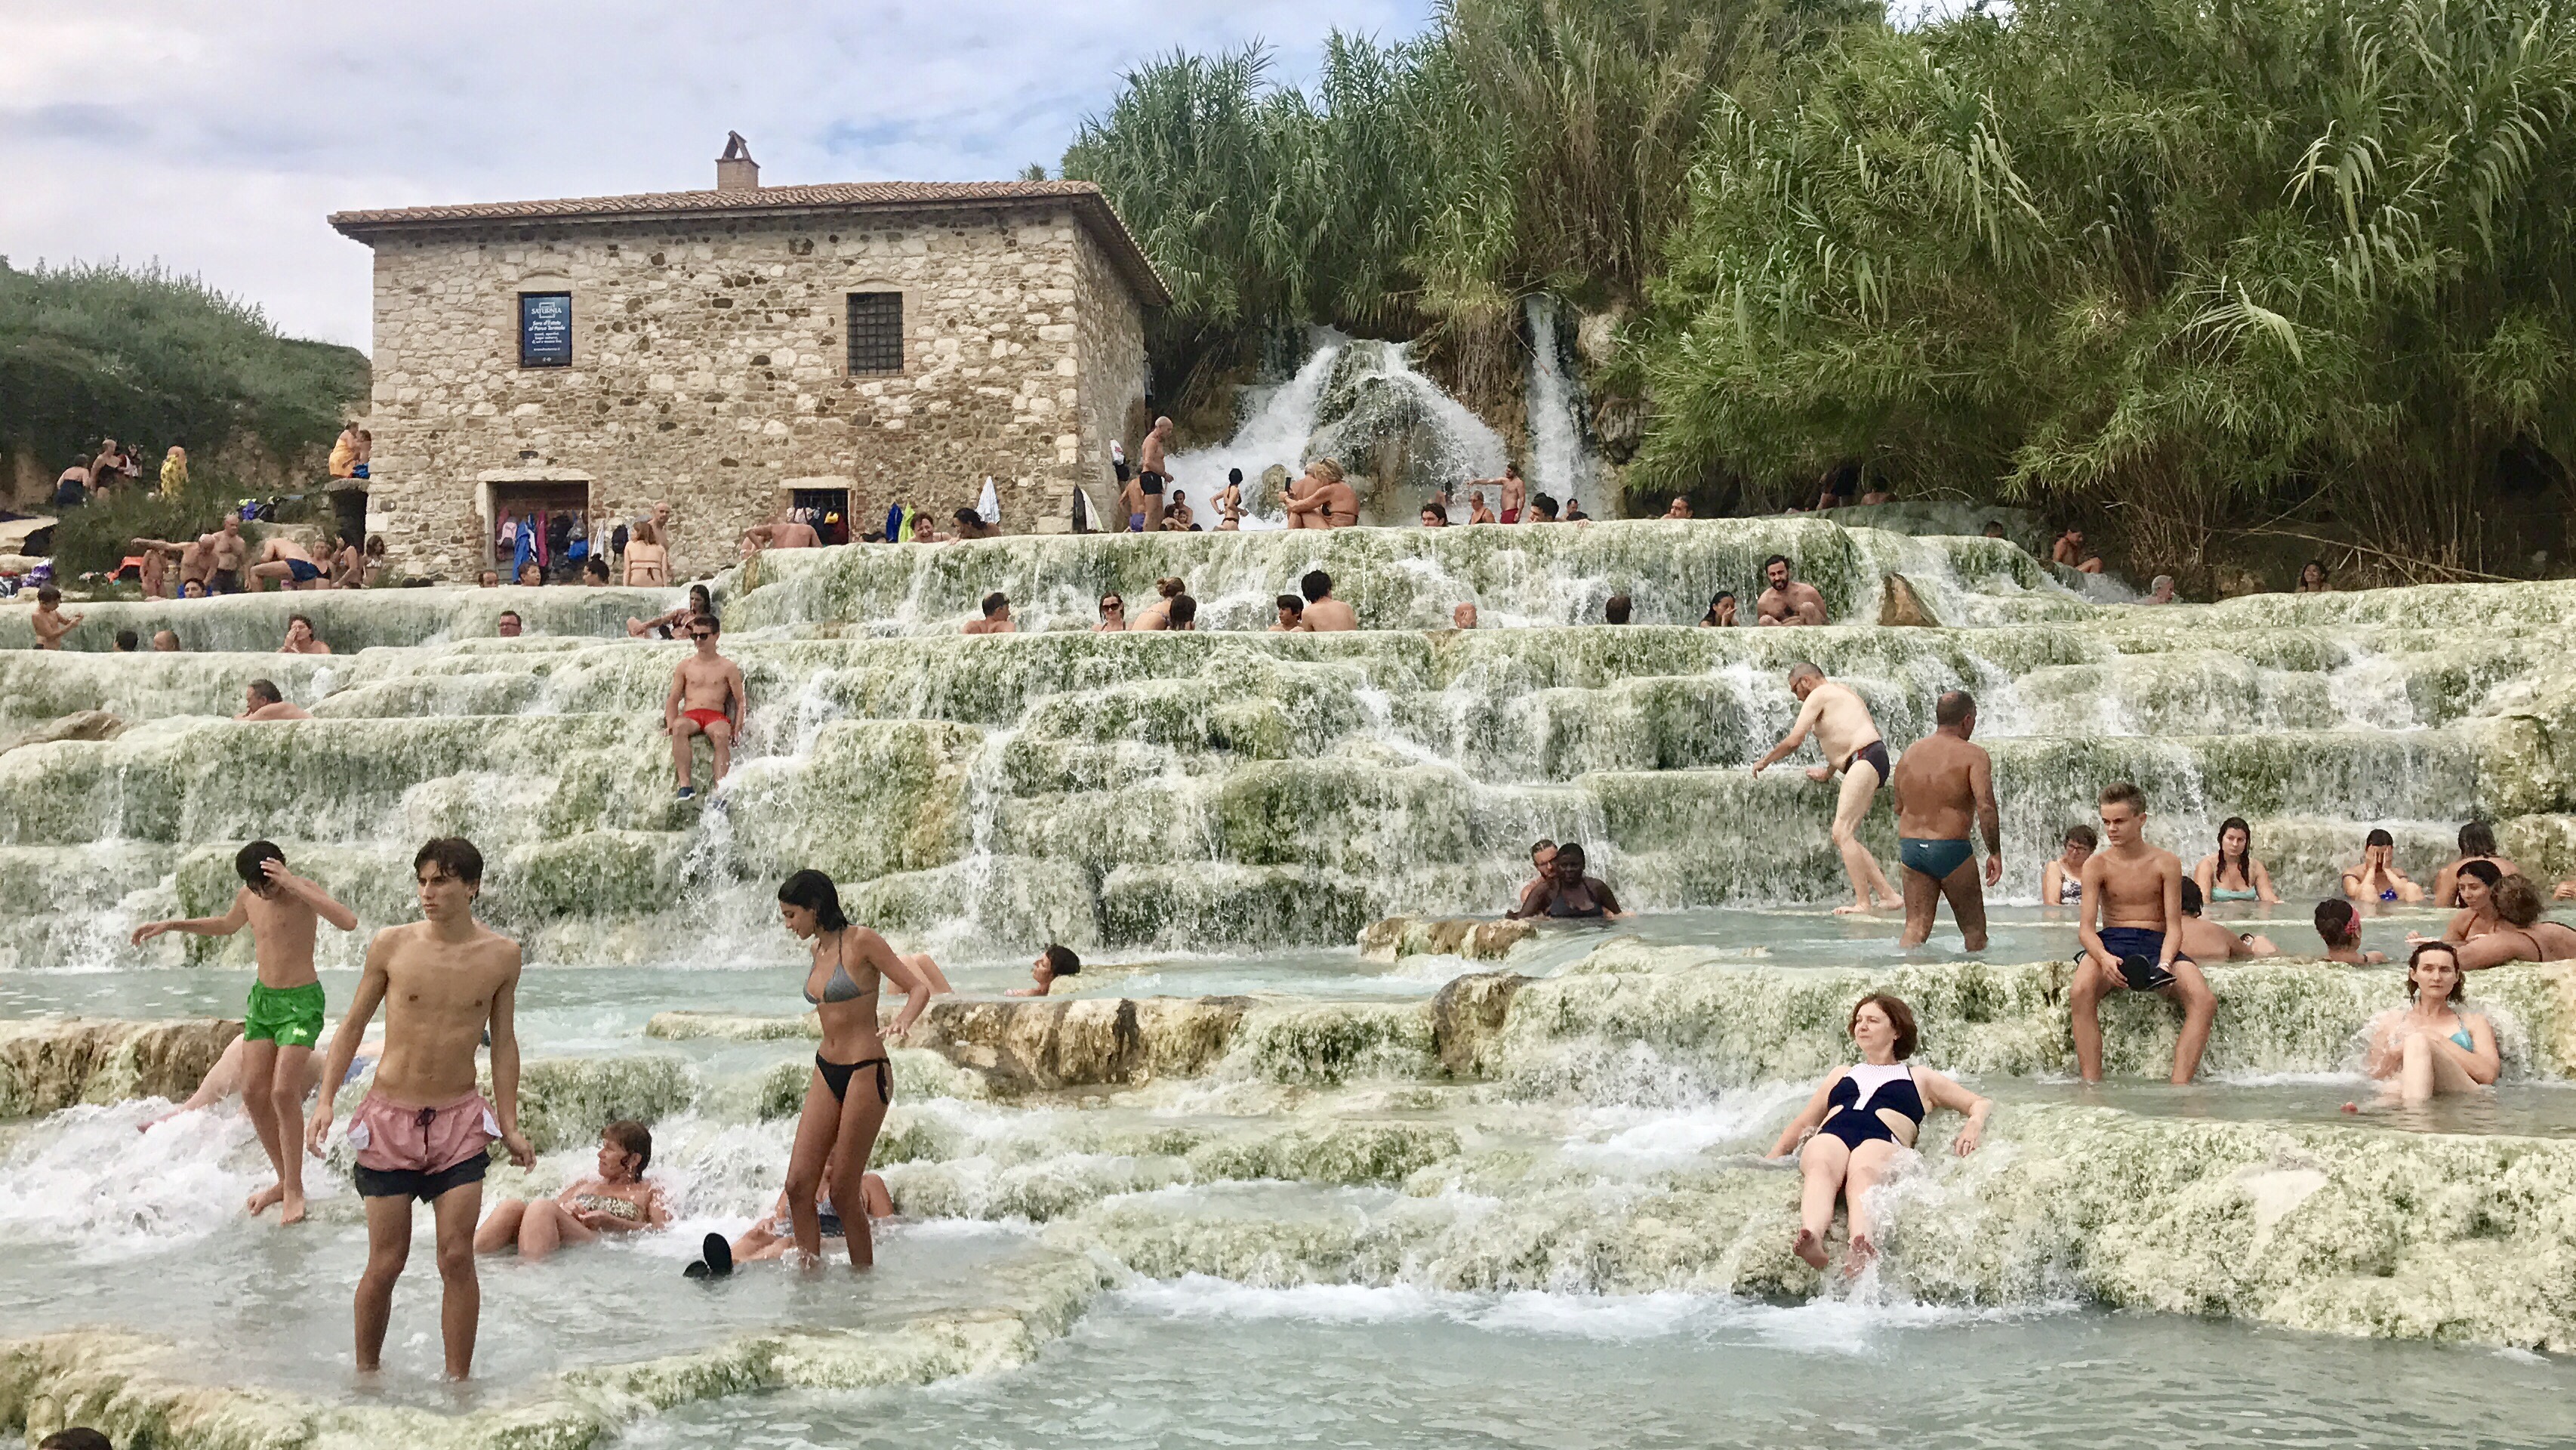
[358,205,1149,578]
[1071,224,1150,531]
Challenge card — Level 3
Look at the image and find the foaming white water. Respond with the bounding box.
[1117,1275,2061,1347]
[1522,297,1600,516]
[1557,1084,1810,1169]
[0,1102,279,1257]
[1165,335,1349,529]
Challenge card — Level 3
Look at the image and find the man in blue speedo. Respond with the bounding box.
[1890,690,2001,952]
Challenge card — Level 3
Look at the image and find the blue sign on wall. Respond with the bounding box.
[519,292,572,367]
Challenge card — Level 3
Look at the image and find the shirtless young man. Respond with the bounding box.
[248,537,328,592]
[1750,664,1903,913]
[31,587,82,649]
[1497,464,1527,523]
[1270,595,1306,632]
[131,841,356,1223]
[1889,690,2001,949]
[1755,555,1829,626]
[279,614,332,655]
[664,612,747,799]
[1299,570,1358,631]
[963,592,1016,634]
[2051,528,2104,573]
[306,837,533,1381]
[2070,781,2217,1083]
[743,511,821,552]
[1138,417,1174,532]
[238,680,313,720]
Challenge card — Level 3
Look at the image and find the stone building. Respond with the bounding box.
[330,139,1164,579]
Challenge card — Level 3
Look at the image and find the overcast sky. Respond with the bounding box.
[2,0,1431,351]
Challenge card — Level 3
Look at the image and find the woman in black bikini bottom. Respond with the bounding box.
[775,869,935,1269]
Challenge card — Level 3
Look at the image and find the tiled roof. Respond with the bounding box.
[329,180,1168,306]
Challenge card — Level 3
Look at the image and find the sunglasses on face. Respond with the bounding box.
[689,631,713,640]
[1101,600,1122,612]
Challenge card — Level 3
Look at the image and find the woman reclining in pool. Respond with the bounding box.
[476,1120,670,1260]
[2448,875,2576,970]
[2362,942,2499,1103]
[1767,993,1989,1275]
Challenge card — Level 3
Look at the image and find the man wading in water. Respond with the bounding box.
[1752,664,1904,914]
[1889,690,2001,950]
[307,837,533,1381]
[131,841,357,1224]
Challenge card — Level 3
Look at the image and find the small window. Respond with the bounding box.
[519,292,572,368]
[846,292,904,374]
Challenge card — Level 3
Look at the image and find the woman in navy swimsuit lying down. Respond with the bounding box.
[1768,993,1992,1275]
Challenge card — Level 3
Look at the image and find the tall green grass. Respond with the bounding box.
[0,258,367,483]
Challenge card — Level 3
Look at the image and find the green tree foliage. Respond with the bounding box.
[1638,0,2576,572]
[1,258,368,480]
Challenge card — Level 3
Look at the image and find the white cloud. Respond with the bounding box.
[0,0,1430,349]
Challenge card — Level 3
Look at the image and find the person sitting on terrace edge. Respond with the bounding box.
[2051,528,2103,573]
[1271,594,1306,632]
[1299,571,1357,631]
[1699,591,1736,627]
[1755,555,1828,626]
[1093,592,1126,632]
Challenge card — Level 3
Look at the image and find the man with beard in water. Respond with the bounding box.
[307,837,534,1381]
[131,841,357,1224]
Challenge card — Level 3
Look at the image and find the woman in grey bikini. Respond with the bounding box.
[771,870,933,1268]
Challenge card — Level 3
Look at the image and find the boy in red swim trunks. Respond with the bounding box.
[662,611,747,800]
[307,837,533,1380]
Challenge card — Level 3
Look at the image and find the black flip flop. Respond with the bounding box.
[700,1230,734,1278]
[2119,955,2173,991]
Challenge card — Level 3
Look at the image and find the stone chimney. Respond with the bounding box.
[716,132,760,192]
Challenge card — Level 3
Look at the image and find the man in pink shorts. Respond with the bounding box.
[307,837,533,1381]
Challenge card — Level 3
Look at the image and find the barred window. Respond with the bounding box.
[846,292,904,374]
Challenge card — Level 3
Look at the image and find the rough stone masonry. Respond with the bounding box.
[331,141,1164,581]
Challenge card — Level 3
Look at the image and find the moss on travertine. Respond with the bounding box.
[0,1017,239,1116]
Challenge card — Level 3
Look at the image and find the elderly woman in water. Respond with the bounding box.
[1768,994,1991,1274]
[476,1120,670,1259]
[2361,942,2501,1103]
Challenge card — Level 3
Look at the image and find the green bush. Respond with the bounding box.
[0,258,367,486]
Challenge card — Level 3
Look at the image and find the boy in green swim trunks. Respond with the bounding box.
[132,841,357,1224]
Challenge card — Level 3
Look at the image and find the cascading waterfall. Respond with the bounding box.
[1522,295,1603,516]
[7,515,2576,1448]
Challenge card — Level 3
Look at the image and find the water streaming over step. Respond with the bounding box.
[7,517,2576,1445]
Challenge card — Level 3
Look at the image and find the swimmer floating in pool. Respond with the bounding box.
[2359,942,2499,1104]
[1768,993,1989,1275]
[476,1120,670,1259]
[775,869,934,1268]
